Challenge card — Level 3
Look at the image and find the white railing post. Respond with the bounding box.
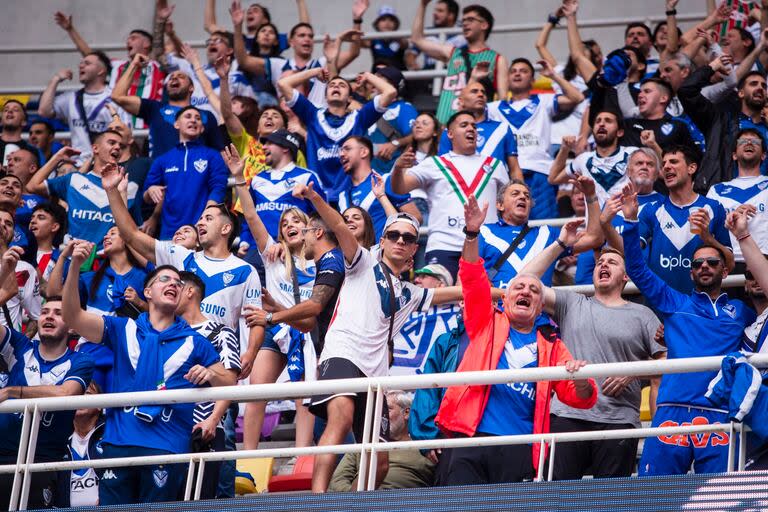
[547,439,556,481]
[366,384,385,491]
[738,422,747,471]
[183,459,196,500]
[193,458,206,500]
[536,435,547,481]
[18,404,41,511]
[727,422,736,472]
[356,384,375,492]
[9,404,31,511]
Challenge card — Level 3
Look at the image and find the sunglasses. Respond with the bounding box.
[383,230,418,245]
[691,257,722,269]
[149,275,185,288]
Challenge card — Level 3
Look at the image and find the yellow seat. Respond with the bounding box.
[640,386,652,422]
[236,457,274,495]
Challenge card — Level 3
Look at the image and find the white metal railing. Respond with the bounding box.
[2,353,767,509]
[0,11,707,96]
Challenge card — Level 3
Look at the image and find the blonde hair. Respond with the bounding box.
[277,208,310,280]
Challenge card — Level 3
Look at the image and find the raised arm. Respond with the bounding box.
[54,12,92,56]
[62,241,105,343]
[214,57,244,136]
[111,54,146,116]
[277,67,327,102]
[296,182,359,264]
[690,207,735,272]
[151,1,174,62]
[45,242,75,299]
[222,144,270,252]
[540,59,584,110]
[535,12,560,68]
[231,1,266,75]
[662,0,680,60]
[204,0,227,33]
[296,0,310,23]
[38,68,72,119]
[27,146,81,196]
[359,71,397,108]
[102,163,158,262]
[563,0,598,81]
[571,175,605,253]
[183,44,221,114]
[548,136,577,185]
[410,0,453,63]
[599,193,625,252]
[727,207,768,297]
[390,147,422,194]
[371,171,398,217]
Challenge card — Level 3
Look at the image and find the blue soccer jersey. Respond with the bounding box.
[368,99,418,173]
[639,195,731,294]
[138,100,224,158]
[478,221,559,289]
[286,90,386,201]
[707,175,768,262]
[79,266,149,316]
[46,172,141,249]
[100,316,220,454]
[0,328,94,460]
[438,117,517,165]
[337,172,412,240]
[239,163,325,246]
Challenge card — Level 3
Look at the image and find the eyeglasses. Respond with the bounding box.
[691,257,722,269]
[383,230,418,245]
[205,38,227,46]
[149,275,185,288]
[461,16,483,24]
[737,138,762,146]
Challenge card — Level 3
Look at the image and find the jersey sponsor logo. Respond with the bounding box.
[657,417,729,447]
[165,166,180,173]
[201,303,227,317]
[193,159,208,173]
[71,476,99,491]
[255,202,291,212]
[316,146,340,161]
[659,253,691,270]
[660,123,674,136]
[153,468,168,488]
[71,209,113,223]
[447,216,466,228]
[102,469,117,480]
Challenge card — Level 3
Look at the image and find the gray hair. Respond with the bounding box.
[496,179,534,206]
[667,52,693,71]
[630,147,661,171]
[386,390,414,410]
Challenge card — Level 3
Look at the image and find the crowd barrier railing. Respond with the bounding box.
[1,352,766,510]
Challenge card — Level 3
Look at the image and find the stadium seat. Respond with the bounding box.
[236,457,274,494]
[267,455,315,492]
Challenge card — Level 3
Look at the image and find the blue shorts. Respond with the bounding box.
[423,250,460,279]
[523,170,558,220]
[98,444,186,505]
[638,405,731,476]
[259,324,284,354]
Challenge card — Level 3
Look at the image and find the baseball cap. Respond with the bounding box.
[374,6,400,29]
[375,65,405,93]
[414,264,454,287]
[260,129,301,160]
[383,212,420,234]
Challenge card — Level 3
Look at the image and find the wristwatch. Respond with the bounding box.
[556,238,574,256]
[391,139,401,147]
[265,312,274,325]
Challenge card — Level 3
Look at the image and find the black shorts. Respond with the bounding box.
[308,358,390,443]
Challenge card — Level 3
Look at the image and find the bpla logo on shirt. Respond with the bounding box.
[659,253,691,270]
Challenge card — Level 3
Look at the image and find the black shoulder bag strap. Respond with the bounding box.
[486,224,532,282]
[380,263,398,367]
[75,88,98,144]
[292,262,322,353]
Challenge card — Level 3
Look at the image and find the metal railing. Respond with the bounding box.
[2,352,766,510]
[0,11,707,96]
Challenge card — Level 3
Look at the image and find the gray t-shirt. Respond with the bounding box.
[551,290,665,427]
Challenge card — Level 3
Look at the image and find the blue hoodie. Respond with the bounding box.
[144,140,229,239]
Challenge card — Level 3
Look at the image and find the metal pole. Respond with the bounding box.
[727,422,736,472]
[18,405,41,511]
[356,384,375,492]
[9,404,31,511]
[547,439,556,481]
[738,422,747,471]
[536,436,547,481]
[183,459,196,501]
[193,458,206,500]
[366,385,385,491]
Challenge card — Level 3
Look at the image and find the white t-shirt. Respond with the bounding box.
[266,56,328,107]
[320,246,434,377]
[487,94,558,175]
[407,151,508,253]
[67,429,99,507]
[707,175,768,262]
[567,146,638,208]
[260,237,315,309]
[155,242,262,353]
[52,88,128,163]
[550,68,589,145]
[1,261,41,332]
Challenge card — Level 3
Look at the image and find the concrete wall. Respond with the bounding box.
[0,0,708,90]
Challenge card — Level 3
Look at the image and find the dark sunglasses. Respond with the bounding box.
[383,230,418,245]
[691,257,722,269]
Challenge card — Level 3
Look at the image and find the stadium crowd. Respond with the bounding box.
[2,0,768,507]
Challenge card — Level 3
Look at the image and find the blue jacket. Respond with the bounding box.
[143,139,229,239]
[408,318,468,442]
[622,220,755,408]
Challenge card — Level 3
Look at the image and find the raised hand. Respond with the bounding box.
[620,182,639,221]
[214,55,231,79]
[559,218,585,247]
[53,146,81,166]
[463,195,489,233]
[292,181,315,199]
[221,144,245,178]
[71,241,95,267]
[54,69,73,82]
[131,53,149,68]
[639,129,656,148]
[665,0,679,11]
[561,0,578,17]
[600,193,623,225]
[537,59,556,79]
[0,247,24,274]
[470,61,491,83]
[339,28,364,42]
[156,1,175,21]
[352,0,369,19]
[394,146,417,170]
[100,161,125,191]
[180,43,201,68]
[570,175,596,198]
[229,0,244,25]
[54,11,73,31]
[371,171,386,198]
[725,210,749,239]
[323,34,340,63]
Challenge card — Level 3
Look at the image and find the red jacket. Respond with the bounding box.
[435,258,597,472]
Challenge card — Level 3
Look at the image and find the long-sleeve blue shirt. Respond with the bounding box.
[622,220,755,408]
[143,139,229,239]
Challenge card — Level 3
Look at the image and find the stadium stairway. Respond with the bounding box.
[30,469,768,511]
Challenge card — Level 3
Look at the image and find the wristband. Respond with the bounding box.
[234,180,247,187]
[737,233,751,242]
[463,226,480,239]
[665,9,677,15]
[353,17,363,24]
[585,196,598,204]
[556,238,574,256]
[548,14,561,26]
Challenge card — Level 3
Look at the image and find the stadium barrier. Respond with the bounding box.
[1,352,766,510]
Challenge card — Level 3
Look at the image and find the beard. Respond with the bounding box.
[693,274,723,295]
[167,89,188,101]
